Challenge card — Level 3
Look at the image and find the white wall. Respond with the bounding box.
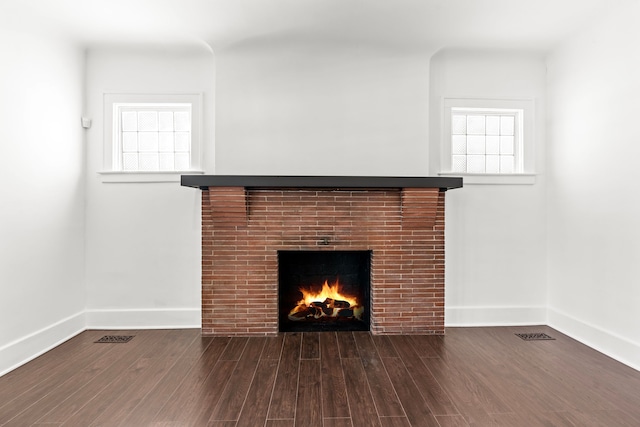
[546,2,640,370]
[215,41,433,176]
[0,29,86,375]
[83,46,215,328]
[430,49,548,326]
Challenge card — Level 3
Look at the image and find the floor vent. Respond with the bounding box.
[515,333,555,341]
[95,335,135,344]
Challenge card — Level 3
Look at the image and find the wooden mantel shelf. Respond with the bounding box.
[180,175,463,191]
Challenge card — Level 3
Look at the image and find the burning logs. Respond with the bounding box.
[287,280,364,322]
[288,297,362,321]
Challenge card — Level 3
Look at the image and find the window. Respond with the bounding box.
[117,104,191,172]
[451,108,522,174]
[440,98,535,184]
[102,93,203,182]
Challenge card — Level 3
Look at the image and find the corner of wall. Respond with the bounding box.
[0,312,86,377]
[548,308,640,372]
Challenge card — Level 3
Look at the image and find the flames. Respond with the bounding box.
[288,280,364,321]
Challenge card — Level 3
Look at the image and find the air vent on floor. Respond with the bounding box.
[515,333,555,341]
[95,335,135,343]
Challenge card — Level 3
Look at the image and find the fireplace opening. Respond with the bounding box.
[278,250,371,332]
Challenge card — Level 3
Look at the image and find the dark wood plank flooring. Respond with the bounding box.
[1,326,639,426]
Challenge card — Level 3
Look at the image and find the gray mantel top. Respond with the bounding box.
[180,175,463,191]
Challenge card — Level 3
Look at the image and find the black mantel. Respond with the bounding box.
[180,175,463,191]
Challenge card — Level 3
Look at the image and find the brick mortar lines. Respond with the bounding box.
[201,188,446,336]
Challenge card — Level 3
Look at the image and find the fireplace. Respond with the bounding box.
[278,250,371,332]
[181,175,462,336]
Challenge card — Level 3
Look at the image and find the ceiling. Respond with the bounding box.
[0,0,625,52]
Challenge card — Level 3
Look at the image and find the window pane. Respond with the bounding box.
[159,153,175,170]
[467,136,485,154]
[158,112,174,131]
[500,136,514,155]
[139,153,159,171]
[500,155,514,173]
[138,133,159,152]
[123,153,138,170]
[467,155,485,173]
[174,111,190,131]
[175,153,190,170]
[486,136,500,154]
[452,135,466,154]
[138,111,158,131]
[486,116,500,135]
[501,116,514,135]
[452,115,467,135]
[467,115,485,135]
[175,132,190,152]
[452,155,467,173]
[159,132,174,152]
[486,155,500,173]
[121,111,137,131]
[122,132,138,152]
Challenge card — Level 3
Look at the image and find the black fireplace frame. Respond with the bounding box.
[278,250,371,332]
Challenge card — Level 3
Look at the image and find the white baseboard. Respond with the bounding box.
[0,311,86,377]
[548,307,640,372]
[1,308,201,377]
[85,307,201,329]
[445,305,547,327]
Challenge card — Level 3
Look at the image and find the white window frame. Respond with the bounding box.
[101,93,204,183]
[439,98,535,185]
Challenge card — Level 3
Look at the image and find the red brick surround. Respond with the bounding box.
[201,186,446,336]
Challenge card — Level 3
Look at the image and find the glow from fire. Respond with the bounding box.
[299,280,357,307]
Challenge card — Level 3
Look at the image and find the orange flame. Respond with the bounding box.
[288,279,364,321]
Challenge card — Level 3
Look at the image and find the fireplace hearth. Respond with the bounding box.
[182,175,462,336]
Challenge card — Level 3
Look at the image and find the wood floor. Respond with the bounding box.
[1,326,639,426]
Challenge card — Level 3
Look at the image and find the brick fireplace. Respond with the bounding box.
[181,175,462,336]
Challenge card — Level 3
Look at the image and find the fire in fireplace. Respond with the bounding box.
[278,250,371,332]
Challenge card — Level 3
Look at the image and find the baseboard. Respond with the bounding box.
[85,307,201,329]
[548,307,640,372]
[445,305,547,327]
[0,311,86,377]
